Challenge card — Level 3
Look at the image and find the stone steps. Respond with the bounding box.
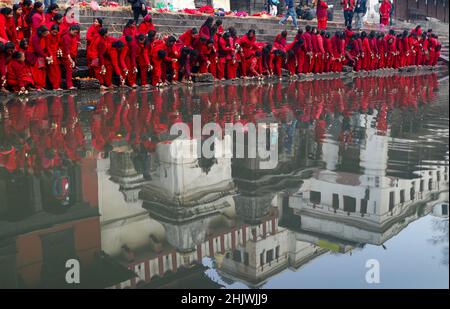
[79,16,345,30]
[77,10,347,47]
[76,9,449,63]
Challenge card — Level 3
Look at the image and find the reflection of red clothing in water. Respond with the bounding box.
[315,120,326,143]
[0,147,17,172]
[29,33,48,89]
[339,131,353,146]
[376,104,388,135]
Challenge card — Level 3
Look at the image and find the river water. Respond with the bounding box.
[0,71,448,288]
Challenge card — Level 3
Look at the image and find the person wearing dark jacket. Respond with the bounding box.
[279,0,298,30]
[128,0,147,24]
[354,0,367,30]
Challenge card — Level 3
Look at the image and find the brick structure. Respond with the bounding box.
[394,0,449,23]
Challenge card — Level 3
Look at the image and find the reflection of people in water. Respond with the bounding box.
[0,73,441,174]
[131,143,152,180]
[0,95,87,174]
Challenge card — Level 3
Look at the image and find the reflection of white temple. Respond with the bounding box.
[97,153,165,258]
[432,201,449,218]
[287,113,449,245]
[219,218,327,288]
[140,139,236,222]
[109,147,152,203]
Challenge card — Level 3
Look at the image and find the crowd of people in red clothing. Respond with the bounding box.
[0,1,80,93]
[0,1,443,93]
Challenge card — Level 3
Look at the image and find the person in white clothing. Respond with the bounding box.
[268,0,279,16]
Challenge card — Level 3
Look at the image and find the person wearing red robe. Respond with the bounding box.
[6,51,34,92]
[215,20,224,36]
[19,0,33,39]
[273,31,288,51]
[198,39,214,74]
[428,33,440,66]
[399,30,411,67]
[395,33,403,67]
[228,28,242,79]
[89,28,110,88]
[411,25,422,37]
[408,33,419,66]
[178,28,199,49]
[61,24,80,90]
[247,47,262,78]
[376,32,387,68]
[347,34,362,71]
[413,33,423,66]
[360,31,372,71]
[301,26,314,73]
[316,0,329,31]
[137,14,155,35]
[86,17,103,52]
[144,30,157,63]
[419,33,429,66]
[217,32,234,80]
[291,30,303,74]
[379,0,392,31]
[199,17,213,40]
[150,47,166,86]
[323,32,333,73]
[179,46,196,83]
[237,29,258,77]
[286,42,297,76]
[161,36,180,83]
[331,31,344,72]
[310,28,319,73]
[46,24,61,90]
[44,3,59,25]
[28,25,49,90]
[59,8,77,37]
[385,30,397,68]
[123,19,137,38]
[314,29,326,73]
[0,42,14,92]
[45,13,63,30]
[0,7,18,46]
[344,25,354,45]
[368,31,379,70]
[13,4,26,42]
[109,40,128,86]
[197,37,217,77]
[341,0,355,28]
[135,34,151,86]
[209,38,219,79]
[124,35,139,87]
[29,2,45,37]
